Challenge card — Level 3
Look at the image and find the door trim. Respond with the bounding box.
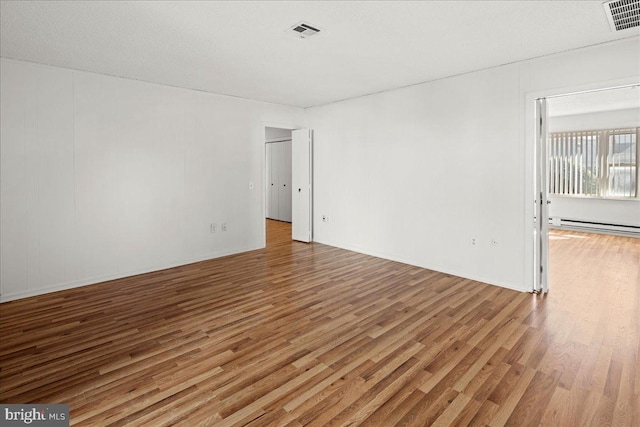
[534,98,549,293]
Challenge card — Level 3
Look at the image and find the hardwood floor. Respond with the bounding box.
[1,223,638,426]
[266,219,293,247]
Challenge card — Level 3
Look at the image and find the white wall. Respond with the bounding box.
[3,39,638,301]
[549,107,640,132]
[548,197,639,227]
[547,107,640,227]
[308,38,640,292]
[0,58,304,301]
[265,127,292,142]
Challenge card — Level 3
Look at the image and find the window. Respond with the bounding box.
[548,127,638,198]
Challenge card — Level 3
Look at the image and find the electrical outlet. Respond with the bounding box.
[210,223,217,233]
[221,223,227,232]
[471,238,477,246]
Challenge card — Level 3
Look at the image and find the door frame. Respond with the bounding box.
[524,76,639,292]
[262,122,300,247]
[534,98,549,293]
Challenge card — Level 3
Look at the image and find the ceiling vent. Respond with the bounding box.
[603,0,640,31]
[287,22,321,39]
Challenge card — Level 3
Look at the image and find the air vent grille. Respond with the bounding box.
[603,0,640,31]
[287,22,321,38]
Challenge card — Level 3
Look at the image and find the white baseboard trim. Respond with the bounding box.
[312,238,529,293]
[2,239,530,303]
[0,245,261,303]
[549,220,640,238]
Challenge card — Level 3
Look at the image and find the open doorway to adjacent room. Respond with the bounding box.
[265,127,293,246]
[535,85,639,299]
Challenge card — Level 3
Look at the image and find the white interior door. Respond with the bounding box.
[268,142,280,220]
[292,129,312,242]
[535,98,550,293]
[279,140,292,222]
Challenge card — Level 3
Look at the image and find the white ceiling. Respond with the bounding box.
[1,1,639,108]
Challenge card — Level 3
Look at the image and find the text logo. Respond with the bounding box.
[1,405,69,426]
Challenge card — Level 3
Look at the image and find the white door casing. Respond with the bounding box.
[535,98,549,293]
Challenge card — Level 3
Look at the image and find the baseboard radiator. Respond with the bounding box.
[550,218,640,237]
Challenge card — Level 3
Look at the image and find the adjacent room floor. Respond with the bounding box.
[0,222,638,426]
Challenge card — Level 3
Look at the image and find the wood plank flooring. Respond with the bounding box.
[1,222,638,426]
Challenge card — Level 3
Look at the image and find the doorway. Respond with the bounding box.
[533,84,640,293]
[265,126,293,247]
[265,127,293,224]
[264,126,314,247]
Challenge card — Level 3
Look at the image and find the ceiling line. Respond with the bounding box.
[0,55,300,110]
[303,35,640,110]
[2,35,638,110]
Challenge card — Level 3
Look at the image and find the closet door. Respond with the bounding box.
[267,143,280,220]
[278,140,292,222]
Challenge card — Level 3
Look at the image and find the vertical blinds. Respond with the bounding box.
[548,127,638,198]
